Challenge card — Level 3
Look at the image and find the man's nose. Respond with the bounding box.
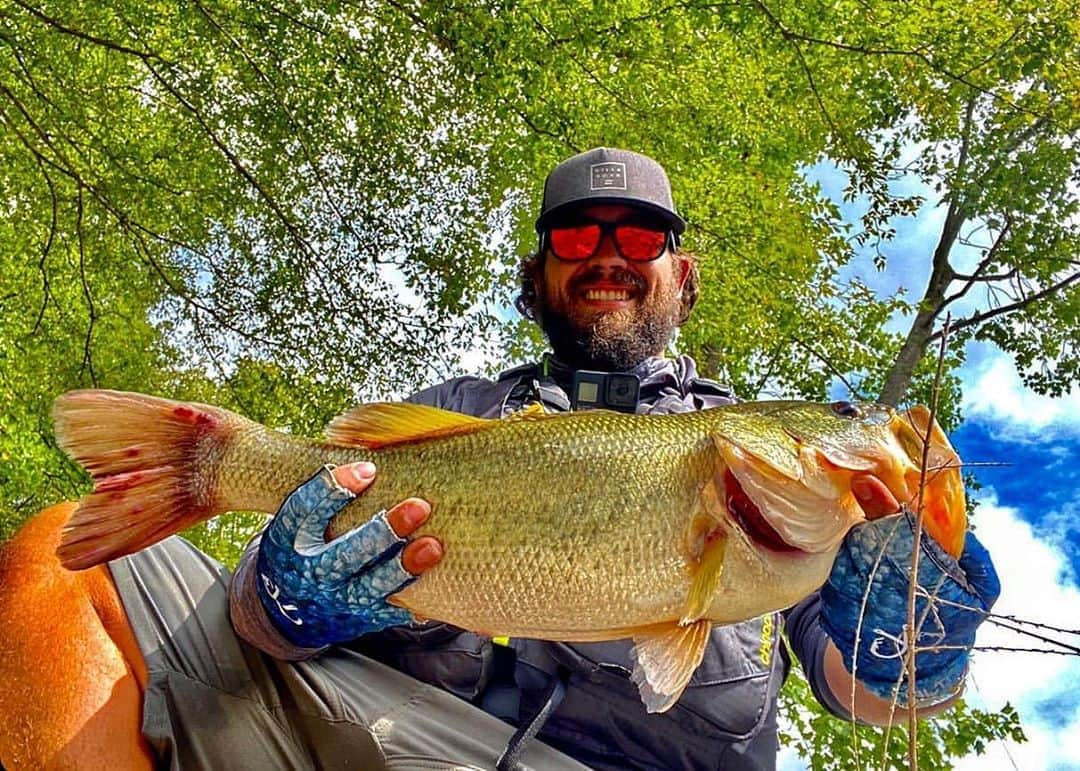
[588,231,626,265]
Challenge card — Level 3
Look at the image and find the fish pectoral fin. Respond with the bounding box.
[630,619,711,713]
[326,402,493,448]
[682,519,726,623]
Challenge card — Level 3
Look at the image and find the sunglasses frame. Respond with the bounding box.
[541,219,679,262]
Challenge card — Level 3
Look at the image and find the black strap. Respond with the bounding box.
[479,641,521,721]
[495,666,571,771]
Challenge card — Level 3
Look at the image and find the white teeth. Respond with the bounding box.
[584,289,630,301]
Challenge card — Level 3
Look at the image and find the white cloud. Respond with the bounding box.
[955,494,1080,771]
[961,351,1080,433]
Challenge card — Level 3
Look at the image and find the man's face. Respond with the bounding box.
[533,204,691,371]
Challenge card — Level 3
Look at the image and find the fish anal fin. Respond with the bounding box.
[326,403,492,449]
[630,619,711,713]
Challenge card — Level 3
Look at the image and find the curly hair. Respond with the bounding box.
[513,249,701,326]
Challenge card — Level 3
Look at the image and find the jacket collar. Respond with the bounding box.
[540,352,700,401]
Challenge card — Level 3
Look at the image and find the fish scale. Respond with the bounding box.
[320,411,713,634]
[51,390,967,711]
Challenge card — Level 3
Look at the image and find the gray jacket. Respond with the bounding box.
[235,355,841,771]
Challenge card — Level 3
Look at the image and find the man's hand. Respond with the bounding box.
[850,473,901,520]
[255,462,443,648]
[820,500,1000,706]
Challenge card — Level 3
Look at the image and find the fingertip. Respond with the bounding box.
[386,498,432,536]
[332,461,376,492]
[851,475,901,520]
[402,537,444,575]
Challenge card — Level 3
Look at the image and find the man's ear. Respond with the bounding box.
[674,253,692,289]
[529,257,546,294]
[524,256,547,321]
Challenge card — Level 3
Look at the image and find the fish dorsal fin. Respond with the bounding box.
[630,619,712,713]
[326,402,493,449]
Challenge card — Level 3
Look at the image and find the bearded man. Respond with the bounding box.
[0,148,998,771]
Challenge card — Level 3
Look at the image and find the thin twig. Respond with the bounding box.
[973,646,1080,656]
[75,187,98,386]
[903,313,951,768]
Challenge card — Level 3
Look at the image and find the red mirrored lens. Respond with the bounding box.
[613,226,667,261]
[549,224,602,260]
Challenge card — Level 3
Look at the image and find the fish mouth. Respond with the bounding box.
[888,407,968,558]
[709,402,967,557]
[723,469,801,553]
[715,439,868,554]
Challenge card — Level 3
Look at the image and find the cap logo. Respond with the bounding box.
[590,162,626,191]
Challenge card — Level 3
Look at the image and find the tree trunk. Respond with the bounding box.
[878,206,963,406]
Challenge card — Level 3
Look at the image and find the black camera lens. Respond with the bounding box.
[571,370,640,413]
[606,375,639,408]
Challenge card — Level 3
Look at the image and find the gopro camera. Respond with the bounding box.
[571,370,641,413]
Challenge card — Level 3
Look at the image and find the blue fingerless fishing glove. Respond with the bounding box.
[820,511,1000,705]
[255,465,417,648]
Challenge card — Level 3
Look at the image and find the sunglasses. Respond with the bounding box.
[543,220,676,262]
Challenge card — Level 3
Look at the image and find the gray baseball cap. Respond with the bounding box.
[535,147,686,234]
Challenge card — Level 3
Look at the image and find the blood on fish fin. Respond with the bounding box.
[326,402,493,448]
[630,619,711,713]
[682,524,726,624]
[51,390,243,570]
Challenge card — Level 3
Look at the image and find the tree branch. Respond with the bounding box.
[971,114,1052,190]
[189,1,371,251]
[75,187,98,386]
[941,217,1013,306]
[525,10,649,119]
[876,98,976,405]
[547,1,729,45]
[929,270,1080,341]
[31,155,59,335]
[748,0,1055,123]
[750,0,839,135]
[134,55,340,307]
[10,0,159,60]
[789,335,867,399]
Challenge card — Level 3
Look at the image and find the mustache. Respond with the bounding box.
[568,266,646,294]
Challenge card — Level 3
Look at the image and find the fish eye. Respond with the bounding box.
[830,401,863,419]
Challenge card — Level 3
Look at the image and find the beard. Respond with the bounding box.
[536,264,683,371]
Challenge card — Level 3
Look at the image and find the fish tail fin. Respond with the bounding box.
[51,390,246,570]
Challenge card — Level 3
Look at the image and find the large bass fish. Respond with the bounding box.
[51,390,966,712]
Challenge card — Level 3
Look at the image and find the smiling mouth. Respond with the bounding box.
[583,288,633,301]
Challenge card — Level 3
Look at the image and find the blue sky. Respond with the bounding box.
[954,405,1080,582]
[952,348,1080,771]
[779,163,1080,770]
